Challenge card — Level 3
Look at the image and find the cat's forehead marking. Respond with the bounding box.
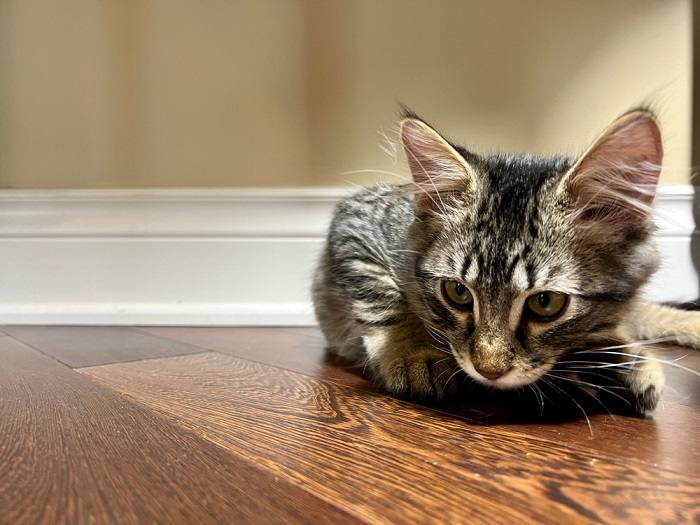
[432,154,576,291]
[462,254,477,281]
[533,265,581,294]
[511,260,530,291]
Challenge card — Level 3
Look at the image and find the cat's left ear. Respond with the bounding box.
[400,118,477,215]
[561,109,663,228]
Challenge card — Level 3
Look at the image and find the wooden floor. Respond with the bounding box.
[1,326,698,524]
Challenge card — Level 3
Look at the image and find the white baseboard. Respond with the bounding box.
[0,302,314,326]
[0,186,696,325]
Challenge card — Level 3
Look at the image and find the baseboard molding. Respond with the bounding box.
[0,186,696,325]
[0,302,314,326]
[0,187,351,238]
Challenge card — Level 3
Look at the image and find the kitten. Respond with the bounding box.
[312,109,700,415]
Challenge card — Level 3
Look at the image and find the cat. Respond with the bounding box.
[312,108,700,415]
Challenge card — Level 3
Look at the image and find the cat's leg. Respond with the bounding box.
[624,301,700,349]
[312,259,367,363]
[314,265,459,398]
[624,352,665,414]
[313,232,460,399]
[362,316,461,400]
[579,329,665,415]
[615,339,665,415]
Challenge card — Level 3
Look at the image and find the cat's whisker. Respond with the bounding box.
[554,363,636,375]
[444,367,464,388]
[553,359,643,368]
[434,366,455,384]
[526,385,539,412]
[427,334,445,348]
[341,179,392,202]
[535,382,553,407]
[548,372,618,419]
[541,377,594,435]
[550,356,643,370]
[361,356,372,378]
[581,335,678,350]
[548,371,629,391]
[430,345,452,357]
[425,321,440,337]
[575,350,700,377]
[549,368,631,386]
[527,384,545,415]
[550,368,632,382]
[342,168,410,181]
[424,323,450,346]
[572,352,689,365]
[547,373,631,406]
[579,385,617,420]
[542,355,639,375]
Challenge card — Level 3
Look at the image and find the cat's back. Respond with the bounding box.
[313,184,413,352]
[326,184,414,265]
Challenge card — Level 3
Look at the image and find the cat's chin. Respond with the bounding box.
[454,353,551,390]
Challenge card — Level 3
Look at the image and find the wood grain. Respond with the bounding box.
[0,336,358,524]
[81,352,700,524]
[139,326,700,474]
[654,345,700,407]
[3,325,207,367]
[140,326,375,389]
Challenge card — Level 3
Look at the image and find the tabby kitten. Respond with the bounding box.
[312,109,700,414]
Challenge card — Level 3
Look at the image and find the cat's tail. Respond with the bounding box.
[625,300,700,349]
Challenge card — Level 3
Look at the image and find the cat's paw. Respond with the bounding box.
[375,347,461,400]
[622,359,665,415]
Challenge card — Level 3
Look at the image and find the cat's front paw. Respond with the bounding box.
[623,358,665,415]
[375,346,461,400]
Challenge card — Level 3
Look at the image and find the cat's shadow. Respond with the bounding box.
[323,352,643,427]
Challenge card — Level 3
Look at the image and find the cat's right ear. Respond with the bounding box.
[559,109,663,233]
[400,118,476,215]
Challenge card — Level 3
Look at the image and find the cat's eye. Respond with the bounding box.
[524,291,569,321]
[440,280,473,310]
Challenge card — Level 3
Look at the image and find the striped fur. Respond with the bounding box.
[312,109,698,415]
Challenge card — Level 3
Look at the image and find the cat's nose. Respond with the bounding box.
[470,334,513,381]
[474,365,509,380]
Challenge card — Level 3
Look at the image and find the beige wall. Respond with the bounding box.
[0,0,692,188]
[1,0,311,187]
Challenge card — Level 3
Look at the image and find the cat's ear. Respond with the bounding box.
[400,118,476,215]
[561,109,663,230]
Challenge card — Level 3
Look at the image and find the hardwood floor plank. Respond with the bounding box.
[139,326,700,474]
[140,326,374,389]
[2,326,208,367]
[653,346,700,407]
[81,352,700,524]
[0,337,359,524]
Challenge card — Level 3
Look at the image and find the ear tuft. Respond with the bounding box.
[564,109,663,230]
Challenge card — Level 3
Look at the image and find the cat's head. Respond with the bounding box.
[401,109,662,389]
